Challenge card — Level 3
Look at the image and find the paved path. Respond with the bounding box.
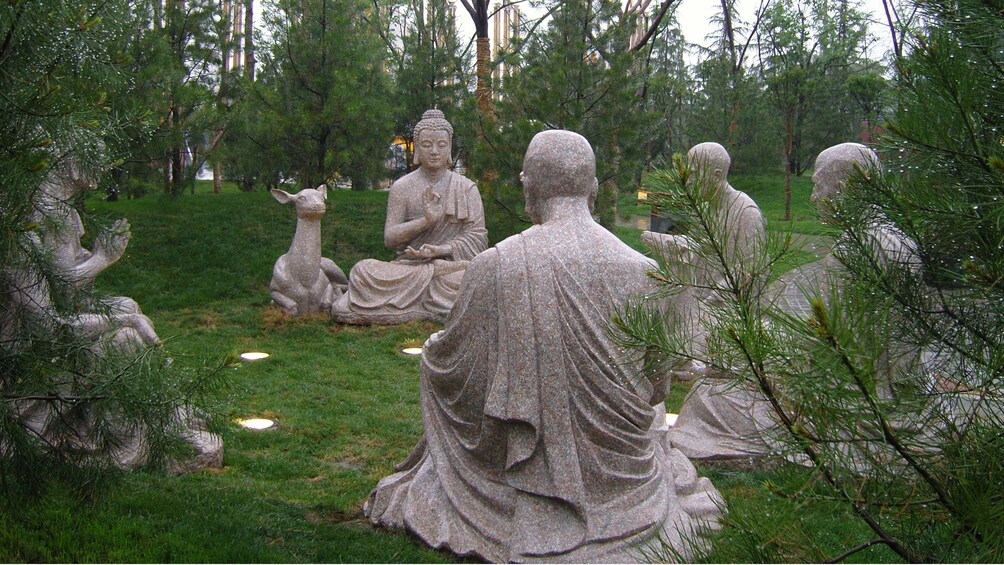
[768,233,834,318]
[769,260,829,319]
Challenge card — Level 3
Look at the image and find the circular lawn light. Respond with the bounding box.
[401,347,423,355]
[240,351,270,361]
[666,413,679,427]
[236,418,276,430]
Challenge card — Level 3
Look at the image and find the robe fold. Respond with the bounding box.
[366,219,722,562]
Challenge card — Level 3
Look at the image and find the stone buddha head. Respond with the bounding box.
[413,109,454,173]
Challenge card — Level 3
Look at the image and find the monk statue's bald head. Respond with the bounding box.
[521,130,598,223]
[812,143,881,204]
[687,142,731,198]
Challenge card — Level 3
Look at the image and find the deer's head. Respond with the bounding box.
[271,185,328,220]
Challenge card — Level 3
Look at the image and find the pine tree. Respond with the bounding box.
[618,0,1004,561]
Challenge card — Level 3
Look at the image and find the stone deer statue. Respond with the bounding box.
[270,185,348,316]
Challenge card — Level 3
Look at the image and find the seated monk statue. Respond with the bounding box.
[645,142,775,464]
[812,143,922,400]
[331,109,488,324]
[365,130,722,563]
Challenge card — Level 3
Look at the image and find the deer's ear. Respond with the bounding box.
[271,188,293,204]
[317,184,327,199]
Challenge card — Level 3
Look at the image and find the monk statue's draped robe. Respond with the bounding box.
[366,216,722,562]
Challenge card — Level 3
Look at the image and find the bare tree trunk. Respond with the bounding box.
[244,0,255,80]
[783,115,793,220]
[213,157,222,193]
[475,36,493,117]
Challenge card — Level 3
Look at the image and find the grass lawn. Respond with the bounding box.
[1,182,892,563]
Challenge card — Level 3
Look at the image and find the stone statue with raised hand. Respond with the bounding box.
[642,142,776,465]
[0,153,222,473]
[331,109,488,325]
[31,155,160,349]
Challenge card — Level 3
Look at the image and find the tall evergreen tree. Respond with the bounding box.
[391,0,471,171]
[257,0,394,189]
[468,0,672,237]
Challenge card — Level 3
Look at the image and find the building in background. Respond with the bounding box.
[491,1,519,96]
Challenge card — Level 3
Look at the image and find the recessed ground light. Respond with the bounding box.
[236,418,276,430]
[240,351,270,361]
[401,347,423,355]
[666,413,679,427]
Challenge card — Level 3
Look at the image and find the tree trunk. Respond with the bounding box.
[244,0,255,80]
[783,115,793,221]
[213,157,222,193]
[475,36,493,117]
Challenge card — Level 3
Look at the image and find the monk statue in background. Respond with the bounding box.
[365,130,722,563]
[331,109,488,325]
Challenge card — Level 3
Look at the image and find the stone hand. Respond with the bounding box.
[423,187,445,226]
[125,312,162,347]
[94,218,131,263]
[404,243,451,260]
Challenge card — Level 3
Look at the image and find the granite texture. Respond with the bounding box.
[644,143,776,465]
[812,143,921,274]
[667,377,774,463]
[365,130,722,562]
[269,184,348,317]
[0,157,222,473]
[331,110,487,325]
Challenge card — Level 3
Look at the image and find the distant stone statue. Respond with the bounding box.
[365,130,722,563]
[642,142,767,372]
[269,185,348,317]
[331,109,488,325]
[643,142,774,464]
[812,143,920,274]
[1,155,222,473]
[812,143,922,400]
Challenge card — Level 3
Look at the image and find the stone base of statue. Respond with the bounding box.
[366,408,723,563]
[330,259,466,325]
[14,399,223,474]
[668,377,776,466]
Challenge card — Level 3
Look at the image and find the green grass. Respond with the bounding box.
[1,182,894,563]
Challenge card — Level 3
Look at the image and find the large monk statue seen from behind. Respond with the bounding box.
[331,109,488,325]
[365,130,722,562]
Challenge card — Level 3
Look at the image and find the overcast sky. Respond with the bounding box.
[453,0,893,61]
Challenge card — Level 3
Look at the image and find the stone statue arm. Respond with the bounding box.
[69,311,162,347]
[401,182,488,262]
[2,266,159,348]
[641,231,699,264]
[384,185,440,251]
[50,216,131,287]
[62,218,131,286]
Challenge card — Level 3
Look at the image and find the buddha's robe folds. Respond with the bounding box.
[365,219,722,563]
[331,170,488,325]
